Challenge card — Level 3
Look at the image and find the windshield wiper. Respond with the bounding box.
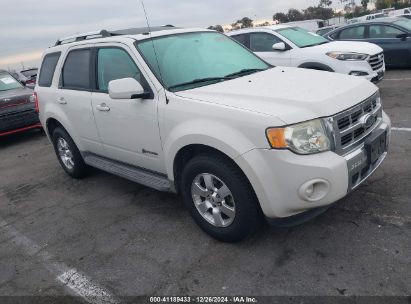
[168,77,233,91]
[225,68,267,78]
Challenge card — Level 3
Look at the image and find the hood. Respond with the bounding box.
[310,41,383,55]
[0,87,33,110]
[174,67,378,124]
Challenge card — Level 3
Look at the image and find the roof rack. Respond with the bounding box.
[54,25,176,46]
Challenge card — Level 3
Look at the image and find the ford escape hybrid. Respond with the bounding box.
[36,26,391,242]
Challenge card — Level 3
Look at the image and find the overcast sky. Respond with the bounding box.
[0,0,343,70]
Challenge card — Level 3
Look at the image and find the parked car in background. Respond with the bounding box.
[20,68,38,89]
[283,19,327,32]
[364,13,387,21]
[10,68,38,89]
[399,14,411,20]
[391,7,411,16]
[316,25,340,36]
[0,70,41,137]
[37,27,390,242]
[324,17,411,68]
[228,25,385,83]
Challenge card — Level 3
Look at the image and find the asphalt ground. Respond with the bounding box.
[0,70,410,303]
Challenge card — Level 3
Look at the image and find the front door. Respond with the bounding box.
[91,45,164,173]
[249,32,292,66]
[368,24,411,67]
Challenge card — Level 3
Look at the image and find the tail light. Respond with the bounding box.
[33,92,39,113]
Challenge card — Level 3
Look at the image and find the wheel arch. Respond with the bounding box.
[298,62,334,72]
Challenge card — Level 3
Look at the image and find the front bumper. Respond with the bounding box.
[236,112,391,219]
[333,60,385,83]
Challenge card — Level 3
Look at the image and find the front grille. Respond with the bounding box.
[0,109,39,133]
[331,93,382,155]
[368,53,384,71]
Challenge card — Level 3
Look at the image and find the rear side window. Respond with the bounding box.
[62,49,91,90]
[231,34,248,46]
[38,52,61,87]
[339,26,366,39]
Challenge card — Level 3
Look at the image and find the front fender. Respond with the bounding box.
[164,119,261,181]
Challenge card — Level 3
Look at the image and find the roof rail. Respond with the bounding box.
[55,30,111,46]
[54,25,176,46]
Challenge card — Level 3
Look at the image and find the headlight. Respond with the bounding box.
[266,119,330,155]
[327,52,369,61]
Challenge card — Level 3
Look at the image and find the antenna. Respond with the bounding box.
[141,1,169,103]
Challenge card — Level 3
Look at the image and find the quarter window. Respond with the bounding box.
[38,52,60,87]
[339,26,366,39]
[62,49,91,90]
[250,33,282,52]
[369,25,405,39]
[97,48,143,92]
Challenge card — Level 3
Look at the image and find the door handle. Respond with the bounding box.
[57,97,67,105]
[96,103,110,112]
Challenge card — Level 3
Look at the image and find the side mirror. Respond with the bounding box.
[272,42,287,51]
[108,78,150,99]
[396,33,409,40]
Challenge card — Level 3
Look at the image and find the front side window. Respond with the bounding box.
[276,27,329,48]
[39,52,60,87]
[394,19,411,31]
[62,49,91,90]
[369,25,405,39]
[137,32,269,92]
[250,33,282,52]
[0,72,23,91]
[339,26,366,39]
[97,48,143,92]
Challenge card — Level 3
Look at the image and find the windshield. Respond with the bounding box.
[137,32,270,92]
[276,27,329,48]
[394,19,411,31]
[0,72,23,91]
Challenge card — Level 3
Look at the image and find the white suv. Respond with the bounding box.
[228,25,386,83]
[36,26,391,242]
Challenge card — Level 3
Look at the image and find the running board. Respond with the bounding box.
[84,154,172,192]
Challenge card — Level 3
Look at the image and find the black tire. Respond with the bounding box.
[181,153,262,242]
[52,127,89,178]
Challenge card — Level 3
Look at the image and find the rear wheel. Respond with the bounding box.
[52,127,89,178]
[181,153,262,242]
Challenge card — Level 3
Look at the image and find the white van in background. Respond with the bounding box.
[284,19,327,32]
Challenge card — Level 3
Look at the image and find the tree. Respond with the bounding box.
[273,12,289,23]
[319,0,333,7]
[304,6,334,20]
[207,25,224,33]
[361,0,370,9]
[238,17,253,28]
[287,8,305,21]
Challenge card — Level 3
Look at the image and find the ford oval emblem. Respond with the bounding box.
[360,114,376,129]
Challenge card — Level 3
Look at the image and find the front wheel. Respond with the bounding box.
[181,154,262,242]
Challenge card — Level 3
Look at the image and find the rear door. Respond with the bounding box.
[367,24,411,67]
[57,45,104,155]
[91,44,164,173]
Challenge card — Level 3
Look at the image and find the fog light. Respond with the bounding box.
[349,71,369,76]
[298,179,330,202]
